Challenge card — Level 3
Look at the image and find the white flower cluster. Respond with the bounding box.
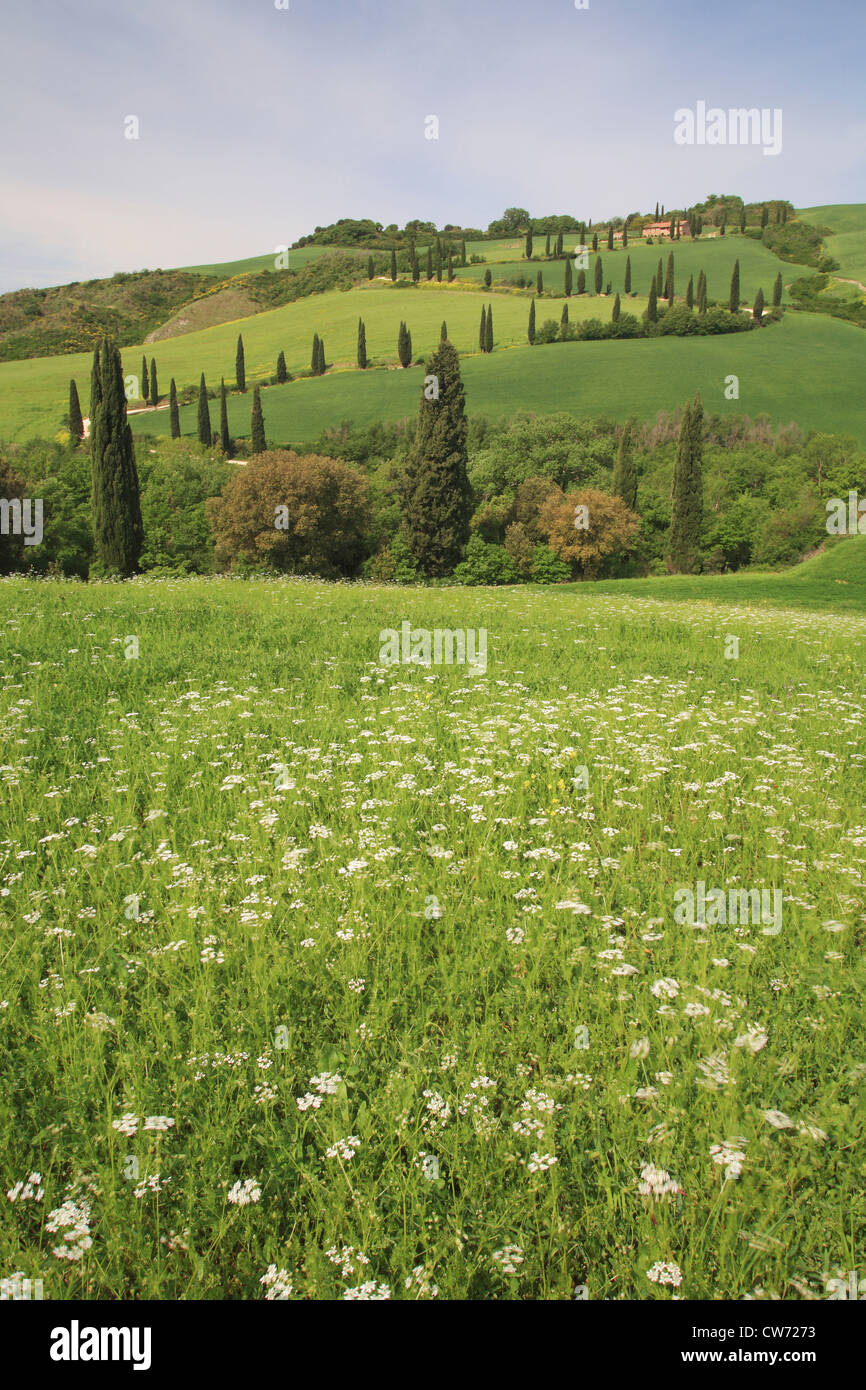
[45,1197,93,1262]
[260,1264,293,1299]
[7,1172,44,1203]
[227,1178,262,1206]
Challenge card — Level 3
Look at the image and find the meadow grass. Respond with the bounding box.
[1,575,864,1300]
[124,311,866,448]
[798,204,866,287]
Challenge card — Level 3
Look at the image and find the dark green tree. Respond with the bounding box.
[686,275,694,309]
[772,272,782,307]
[317,337,326,375]
[90,336,144,576]
[68,379,83,441]
[276,349,288,383]
[197,373,211,446]
[484,268,492,288]
[447,250,454,281]
[440,320,448,341]
[410,241,419,283]
[390,248,397,282]
[401,339,471,576]
[537,270,543,294]
[594,256,603,294]
[577,269,586,294]
[485,303,493,353]
[398,320,413,367]
[311,333,320,374]
[219,378,231,453]
[149,357,158,406]
[665,252,674,302]
[90,344,102,421]
[668,395,703,573]
[250,387,266,454]
[647,279,658,323]
[624,255,632,294]
[612,418,637,512]
[141,355,148,402]
[761,204,769,228]
[426,245,433,280]
[612,292,621,323]
[564,257,573,296]
[739,208,746,233]
[656,258,664,294]
[753,287,765,324]
[461,239,467,265]
[357,318,367,369]
[559,302,569,339]
[622,221,628,249]
[555,231,563,256]
[528,298,536,344]
[236,334,246,392]
[169,378,180,439]
[436,243,442,282]
[367,254,375,279]
[729,259,740,313]
[479,305,487,352]
[607,224,614,251]
[545,231,551,256]
[697,269,707,315]
[525,229,533,259]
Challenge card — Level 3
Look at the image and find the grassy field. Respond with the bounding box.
[126,311,866,447]
[565,536,866,613]
[798,204,866,287]
[1,573,863,1300]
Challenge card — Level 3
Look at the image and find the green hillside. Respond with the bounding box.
[798,204,866,286]
[568,535,866,612]
[123,311,866,448]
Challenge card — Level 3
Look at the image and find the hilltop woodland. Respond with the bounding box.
[1,330,863,582]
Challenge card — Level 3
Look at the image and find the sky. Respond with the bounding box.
[0,0,864,292]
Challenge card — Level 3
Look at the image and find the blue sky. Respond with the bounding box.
[1,0,863,291]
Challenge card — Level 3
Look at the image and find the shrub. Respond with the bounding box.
[529,544,571,583]
[452,534,519,585]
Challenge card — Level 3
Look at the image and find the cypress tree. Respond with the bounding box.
[440,321,448,341]
[368,255,375,279]
[545,231,551,256]
[559,302,569,339]
[479,305,487,352]
[276,349,288,383]
[729,259,740,313]
[90,336,144,576]
[484,268,492,288]
[720,219,726,237]
[668,395,703,574]
[647,279,658,323]
[740,208,747,233]
[447,250,454,281]
[461,239,467,265]
[625,255,632,294]
[753,287,765,324]
[250,387,266,454]
[577,269,586,294]
[317,337,326,375]
[665,251,674,302]
[761,204,769,228]
[398,321,413,367]
[410,241,419,283]
[197,374,211,446]
[697,270,707,315]
[607,224,614,251]
[622,221,628,249]
[436,243,443,282]
[654,202,659,219]
[426,245,433,280]
[612,418,637,512]
[357,319,367,369]
[528,298,536,344]
[555,231,563,257]
[612,292,621,323]
[149,357,158,406]
[90,344,102,422]
[686,275,694,309]
[564,257,573,296]
[401,339,471,576]
[594,256,603,294]
[68,378,83,441]
[656,258,664,294]
[141,355,148,402]
[525,228,533,259]
[390,248,397,282]
[485,303,493,353]
[236,334,246,392]
[220,378,231,453]
[169,378,180,439]
[592,232,598,253]
[537,270,543,295]
[311,334,320,374]
[772,272,782,307]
